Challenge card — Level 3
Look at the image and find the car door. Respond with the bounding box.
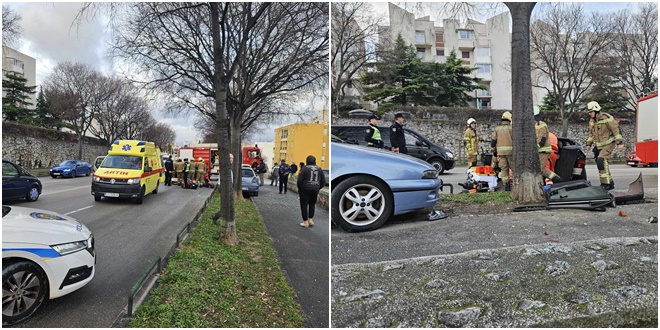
[143,157,154,192]
[75,161,84,176]
[404,130,427,159]
[2,161,23,200]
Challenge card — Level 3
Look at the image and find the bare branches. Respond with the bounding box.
[2,4,22,46]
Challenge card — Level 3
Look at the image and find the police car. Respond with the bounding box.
[2,206,95,325]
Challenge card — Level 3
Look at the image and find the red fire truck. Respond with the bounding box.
[242,145,262,167]
[627,92,658,167]
[178,146,219,175]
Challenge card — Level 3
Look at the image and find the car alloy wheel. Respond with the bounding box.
[26,187,39,202]
[70,170,76,178]
[332,175,394,232]
[2,261,48,325]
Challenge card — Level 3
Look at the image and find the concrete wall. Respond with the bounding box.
[332,116,634,162]
[2,122,108,169]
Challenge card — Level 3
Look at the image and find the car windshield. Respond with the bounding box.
[59,160,77,166]
[100,155,143,170]
[241,169,254,177]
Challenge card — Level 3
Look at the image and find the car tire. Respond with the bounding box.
[332,175,393,233]
[25,186,40,202]
[86,170,91,176]
[429,159,445,174]
[253,192,258,197]
[2,260,49,326]
[135,186,145,204]
[153,182,159,194]
[94,195,101,202]
[70,170,76,178]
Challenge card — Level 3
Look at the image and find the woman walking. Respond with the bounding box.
[297,155,326,228]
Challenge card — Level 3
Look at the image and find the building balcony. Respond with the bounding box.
[476,72,492,81]
[476,90,492,98]
[457,39,475,50]
[476,55,491,63]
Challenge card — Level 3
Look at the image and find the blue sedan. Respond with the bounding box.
[50,160,93,178]
[241,167,259,198]
[331,142,442,232]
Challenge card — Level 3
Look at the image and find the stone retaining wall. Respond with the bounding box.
[333,117,634,161]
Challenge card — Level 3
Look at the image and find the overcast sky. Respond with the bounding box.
[6,2,326,146]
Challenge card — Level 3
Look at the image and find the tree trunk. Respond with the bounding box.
[77,133,83,160]
[230,115,244,200]
[505,2,545,203]
[211,3,237,245]
[561,117,569,138]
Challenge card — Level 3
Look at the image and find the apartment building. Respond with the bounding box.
[383,3,513,110]
[2,46,37,109]
[274,123,329,170]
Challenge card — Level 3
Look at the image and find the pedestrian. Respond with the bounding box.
[534,107,562,183]
[290,162,298,180]
[365,114,384,148]
[585,101,623,190]
[390,113,407,154]
[491,111,513,191]
[174,157,184,185]
[464,117,485,167]
[278,159,291,194]
[270,163,280,186]
[182,158,190,188]
[257,160,268,186]
[297,155,326,228]
[196,157,207,187]
[213,153,234,224]
[164,155,174,186]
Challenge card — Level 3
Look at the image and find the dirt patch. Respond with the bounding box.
[435,200,518,217]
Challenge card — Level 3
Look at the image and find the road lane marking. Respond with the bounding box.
[41,186,89,196]
[64,205,94,215]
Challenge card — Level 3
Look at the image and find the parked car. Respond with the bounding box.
[322,169,329,187]
[92,156,105,172]
[50,160,93,178]
[2,160,42,202]
[331,125,455,174]
[241,166,259,198]
[331,142,442,232]
[2,205,96,325]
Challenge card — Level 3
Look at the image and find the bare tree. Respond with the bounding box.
[143,122,176,150]
[612,2,658,108]
[530,3,617,136]
[43,62,101,159]
[2,5,22,46]
[331,2,382,114]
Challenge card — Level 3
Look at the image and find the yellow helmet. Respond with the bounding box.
[502,111,512,121]
[587,101,601,112]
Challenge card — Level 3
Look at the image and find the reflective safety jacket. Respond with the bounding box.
[535,121,552,153]
[188,160,197,173]
[464,127,479,156]
[365,124,383,148]
[548,132,559,154]
[587,112,623,148]
[491,121,513,156]
[174,160,184,172]
[196,161,207,173]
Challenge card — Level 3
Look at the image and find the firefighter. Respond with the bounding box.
[196,157,207,187]
[174,157,184,185]
[365,115,384,148]
[492,111,514,191]
[463,118,485,167]
[585,101,623,190]
[389,113,407,154]
[534,107,562,182]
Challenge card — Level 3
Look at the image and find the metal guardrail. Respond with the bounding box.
[128,257,161,316]
[442,183,454,194]
[176,223,191,247]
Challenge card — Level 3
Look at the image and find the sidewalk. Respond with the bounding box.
[253,184,329,328]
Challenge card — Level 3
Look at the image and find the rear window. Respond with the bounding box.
[241,169,254,177]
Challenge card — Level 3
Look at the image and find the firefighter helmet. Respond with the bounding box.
[587,101,601,112]
[502,111,512,121]
[467,118,476,126]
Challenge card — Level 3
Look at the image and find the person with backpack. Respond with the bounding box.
[297,155,326,228]
[257,160,268,186]
[278,159,291,194]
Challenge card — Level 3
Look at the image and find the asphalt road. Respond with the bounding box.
[5,176,213,328]
[440,163,658,193]
[253,184,329,328]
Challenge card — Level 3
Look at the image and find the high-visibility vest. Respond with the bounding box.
[368,126,382,147]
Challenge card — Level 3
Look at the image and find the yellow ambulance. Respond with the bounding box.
[91,140,165,204]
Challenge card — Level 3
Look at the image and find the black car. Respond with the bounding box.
[2,160,42,202]
[331,125,455,174]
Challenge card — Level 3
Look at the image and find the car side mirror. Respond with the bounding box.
[144,166,152,172]
[415,141,423,147]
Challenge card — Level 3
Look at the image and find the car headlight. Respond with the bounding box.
[422,170,438,179]
[51,240,88,256]
[445,152,453,159]
[93,175,101,182]
[127,178,141,184]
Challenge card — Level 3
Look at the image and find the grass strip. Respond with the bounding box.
[443,191,516,204]
[130,193,305,328]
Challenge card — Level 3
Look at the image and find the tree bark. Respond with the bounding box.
[211,3,237,245]
[230,115,244,200]
[505,2,545,203]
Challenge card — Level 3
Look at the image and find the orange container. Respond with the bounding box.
[474,165,495,175]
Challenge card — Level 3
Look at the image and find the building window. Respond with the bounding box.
[416,48,425,59]
[435,34,444,42]
[322,142,326,149]
[436,48,445,56]
[476,64,492,74]
[458,30,474,40]
[476,47,490,57]
[323,128,327,135]
[415,31,425,44]
[461,51,470,59]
